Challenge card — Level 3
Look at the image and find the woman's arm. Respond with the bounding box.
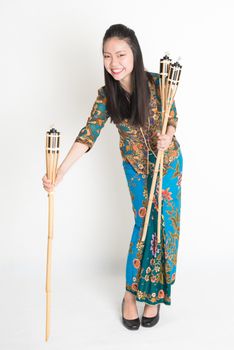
[42,141,89,192]
[74,90,108,152]
[57,141,89,178]
[42,88,108,192]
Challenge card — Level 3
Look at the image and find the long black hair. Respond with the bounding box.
[102,24,154,127]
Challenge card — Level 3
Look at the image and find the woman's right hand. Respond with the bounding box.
[42,170,64,193]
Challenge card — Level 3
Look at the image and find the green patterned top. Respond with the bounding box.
[75,72,181,174]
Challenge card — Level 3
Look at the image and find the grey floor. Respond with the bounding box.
[1,258,233,350]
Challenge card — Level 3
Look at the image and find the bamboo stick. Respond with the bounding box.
[45,128,60,341]
[140,59,182,244]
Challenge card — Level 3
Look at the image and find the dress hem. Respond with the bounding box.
[125,286,172,306]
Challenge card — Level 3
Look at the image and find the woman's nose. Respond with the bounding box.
[110,57,119,67]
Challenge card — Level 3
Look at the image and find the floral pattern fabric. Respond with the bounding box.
[75,71,183,305]
[123,149,183,305]
[75,72,180,175]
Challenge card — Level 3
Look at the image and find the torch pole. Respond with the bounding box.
[45,128,60,341]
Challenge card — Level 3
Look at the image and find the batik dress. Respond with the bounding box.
[122,148,183,305]
[75,72,183,305]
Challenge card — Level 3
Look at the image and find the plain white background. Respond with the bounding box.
[0,0,233,349]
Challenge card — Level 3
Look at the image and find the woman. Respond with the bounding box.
[42,24,183,331]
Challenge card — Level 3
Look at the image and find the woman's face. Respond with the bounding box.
[103,37,134,91]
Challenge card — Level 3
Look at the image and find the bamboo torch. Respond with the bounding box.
[140,57,182,245]
[157,55,171,243]
[45,127,60,341]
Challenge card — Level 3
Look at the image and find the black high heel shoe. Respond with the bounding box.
[141,303,161,327]
[121,298,140,330]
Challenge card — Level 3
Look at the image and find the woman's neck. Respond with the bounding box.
[120,75,132,94]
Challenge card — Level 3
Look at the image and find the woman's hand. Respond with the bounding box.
[42,169,64,193]
[156,132,173,151]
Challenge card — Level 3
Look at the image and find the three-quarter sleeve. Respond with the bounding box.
[75,88,109,152]
[167,99,178,129]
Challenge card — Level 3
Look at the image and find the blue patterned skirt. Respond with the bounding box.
[122,148,183,305]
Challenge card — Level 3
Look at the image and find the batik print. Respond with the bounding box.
[123,149,183,305]
[75,72,180,175]
[75,71,184,305]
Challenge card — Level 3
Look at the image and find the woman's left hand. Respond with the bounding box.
[156,132,173,151]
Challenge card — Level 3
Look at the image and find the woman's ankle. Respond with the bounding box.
[124,291,136,301]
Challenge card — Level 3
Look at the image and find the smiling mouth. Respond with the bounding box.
[111,68,124,75]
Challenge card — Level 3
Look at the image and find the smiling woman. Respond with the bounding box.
[103,39,134,93]
[101,25,154,128]
[42,23,183,331]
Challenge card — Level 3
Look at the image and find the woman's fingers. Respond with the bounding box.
[156,133,173,151]
[42,172,63,192]
[42,166,65,190]
[42,175,51,183]
[43,185,54,193]
[43,182,54,191]
[42,174,54,192]
[157,141,168,150]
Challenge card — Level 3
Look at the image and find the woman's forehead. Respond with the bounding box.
[103,37,130,53]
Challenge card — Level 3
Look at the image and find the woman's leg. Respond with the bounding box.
[122,149,183,308]
[161,149,183,284]
[122,160,146,293]
[122,161,147,319]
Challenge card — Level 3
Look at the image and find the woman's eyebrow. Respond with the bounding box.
[103,50,127,54]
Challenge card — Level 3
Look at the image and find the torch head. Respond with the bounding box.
[168,61,182,87]
[46,128,60,154]
[160,54,172,78]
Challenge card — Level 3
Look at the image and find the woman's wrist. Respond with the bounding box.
[166,125,176,139]
[57,166,65,177]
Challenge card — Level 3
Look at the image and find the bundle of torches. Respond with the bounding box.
[43,55,182,341]
[140,54,182,245]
